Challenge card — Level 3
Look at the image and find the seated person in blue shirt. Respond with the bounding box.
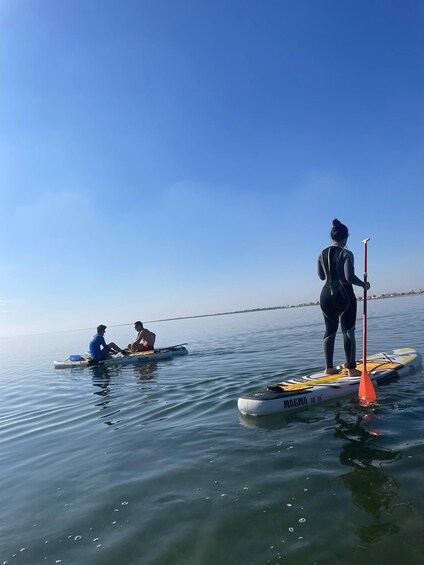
[89,325,127,361]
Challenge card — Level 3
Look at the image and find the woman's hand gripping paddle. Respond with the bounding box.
[358,238,377,405]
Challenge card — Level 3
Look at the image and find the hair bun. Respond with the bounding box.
[330,218,348,242]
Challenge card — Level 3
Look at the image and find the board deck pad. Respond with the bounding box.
[272,360,404,392]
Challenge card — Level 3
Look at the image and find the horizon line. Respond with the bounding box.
[0,289,423,340]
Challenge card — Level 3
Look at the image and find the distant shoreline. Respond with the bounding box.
[145,290,424,325]
[1,290,423,339]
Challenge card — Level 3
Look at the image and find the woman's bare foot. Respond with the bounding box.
[325,367,340,375]
[348,368,361,377]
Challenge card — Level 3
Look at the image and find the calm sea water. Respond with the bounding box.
[1,296,423,565]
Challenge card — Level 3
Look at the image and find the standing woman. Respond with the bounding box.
[318,219,370,377]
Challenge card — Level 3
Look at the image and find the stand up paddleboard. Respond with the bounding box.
[238,348,422,416]
[54,345,188,369]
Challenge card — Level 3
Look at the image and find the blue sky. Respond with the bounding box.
[0,0,423,336]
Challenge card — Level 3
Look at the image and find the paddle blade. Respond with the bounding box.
[358,369,377,405]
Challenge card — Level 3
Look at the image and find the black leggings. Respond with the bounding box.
[320,285,357,369]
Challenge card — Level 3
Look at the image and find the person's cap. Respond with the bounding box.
[97,324,107,331]
[134,321,142,326]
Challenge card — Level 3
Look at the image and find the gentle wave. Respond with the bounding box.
[1,296,424,564]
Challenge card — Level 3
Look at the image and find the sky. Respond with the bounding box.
[0,0,423,337]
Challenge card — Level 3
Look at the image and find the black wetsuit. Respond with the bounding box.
[318,245,364,370]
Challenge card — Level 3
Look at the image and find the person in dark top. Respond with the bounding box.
[318,219,370,377]
[89,325,127,361]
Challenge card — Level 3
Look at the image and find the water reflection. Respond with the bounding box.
[91,366,112,394]
[132,362,159,382]
[335,412,401,543]
[238,409,323,430]
[90,363,160,426]
[90,367,117,425]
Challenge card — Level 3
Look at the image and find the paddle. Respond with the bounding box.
[154,343,188,351]
[358,238,377,404]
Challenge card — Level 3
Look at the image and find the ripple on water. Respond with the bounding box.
[1,297,424,564]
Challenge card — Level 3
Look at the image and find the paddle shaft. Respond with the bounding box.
[155,343,188,351]
[362,238,370,370]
